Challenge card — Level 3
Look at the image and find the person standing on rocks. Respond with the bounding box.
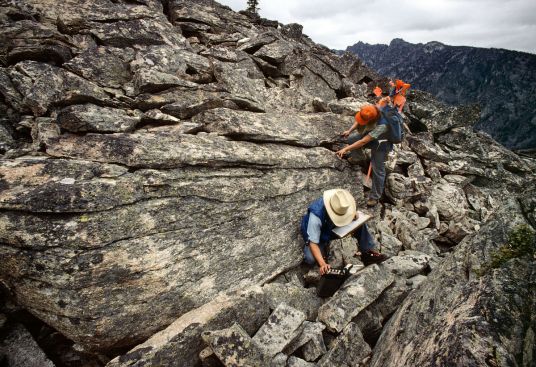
[301,189,387,274]
[337,103,394,206]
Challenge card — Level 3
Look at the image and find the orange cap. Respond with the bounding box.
[373,86,382,97]
[396,79,404,89]
[393,94,406,110]
[355,105,379,126]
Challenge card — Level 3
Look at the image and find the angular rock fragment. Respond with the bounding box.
[271,353,288,367]
[380,251,431,278]
[0,323,55,367]
[317,323,371,367]
[284,321,325,355]
[252,303,306,358]
[302,331,327,361]
[203,323,269,367]
[63,47,132,88]
[57,104,142,133]
[263,283,323,321]
[9,61,112,116]
[317,264,395,333]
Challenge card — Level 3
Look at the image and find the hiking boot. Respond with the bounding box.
[361,250,388,266]
[366,199,378,207]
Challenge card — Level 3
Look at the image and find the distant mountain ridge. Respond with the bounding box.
[346,38,536,150]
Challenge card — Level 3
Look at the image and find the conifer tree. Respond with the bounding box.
[246,0,259,15]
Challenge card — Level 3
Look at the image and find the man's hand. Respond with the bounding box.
[341,129,351,138]
[336,146,348,158]
[319,263,331,275]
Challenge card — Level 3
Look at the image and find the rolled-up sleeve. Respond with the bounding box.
[306,213,322,244]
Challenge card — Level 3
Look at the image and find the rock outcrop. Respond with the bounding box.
[0,0,535,366]
[0,0,376,353]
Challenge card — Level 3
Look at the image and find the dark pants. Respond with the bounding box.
[348,133,391,200]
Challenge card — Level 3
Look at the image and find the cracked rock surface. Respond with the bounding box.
[0,0,535,365]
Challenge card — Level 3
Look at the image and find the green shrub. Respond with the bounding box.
[476,224,535,276]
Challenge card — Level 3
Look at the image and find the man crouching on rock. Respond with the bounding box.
[301,189,387,274]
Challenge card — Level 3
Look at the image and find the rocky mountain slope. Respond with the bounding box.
[0,1,535,366]
[346,38,536,151]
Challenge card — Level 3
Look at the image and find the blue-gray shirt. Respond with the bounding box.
[306,213,322,244]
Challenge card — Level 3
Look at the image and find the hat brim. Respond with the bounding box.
[356,119,376,135]
[323,189,357,227]
[355,112,367,126]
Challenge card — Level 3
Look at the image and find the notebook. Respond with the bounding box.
[331,211,372,238]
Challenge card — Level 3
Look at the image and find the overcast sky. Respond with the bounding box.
[218,0,536,54]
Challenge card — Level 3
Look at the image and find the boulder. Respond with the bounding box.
[57,104,142,133]
[317,264,395,333]
[252,304,306,358]
[8,60,112,116]
[263,283,323,320]
[380,251,432,278]
[317,323,371,367]
[108,286,269,367]
[202,323,269,367]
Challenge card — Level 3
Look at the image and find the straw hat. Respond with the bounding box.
[323,189,357,227]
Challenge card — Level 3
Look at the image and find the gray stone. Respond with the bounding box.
[198,108,347,147]
[328,97,368,116]
[254,40,295,65]
[302,331,327,361]
[405,91,479,134]
[252,304,306,358]
[407,274,428,289]
[141,109,181,125]
[63,47,132,89]
[445,217,481,243]
[263,283,323,321]
[392,209,440,255]
[280,23,303,40]
[213,62,266,111]
[30,118,60,150]
[287,356,316,367]
[429,180,469,221]
[354,279,410,343]
[0,323,55,367]
[317,264,395,333]
[46,129,346,170]
[380,251,432,278]
[202,323,269,367]
[271,353,287,367]
[1,19,73,66]
[317,323,371,367]
[9,61,112,116]
[133,69,196,94]
[57,104,142,133]
[199,347,221,367]
[284,321,325,355]
[385,173,413,205]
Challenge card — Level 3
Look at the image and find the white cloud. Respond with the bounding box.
[217,0,536,53]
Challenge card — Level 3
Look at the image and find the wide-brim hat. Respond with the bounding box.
[323,189,357,227]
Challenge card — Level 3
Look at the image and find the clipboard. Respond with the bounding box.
[331,211,371,238]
